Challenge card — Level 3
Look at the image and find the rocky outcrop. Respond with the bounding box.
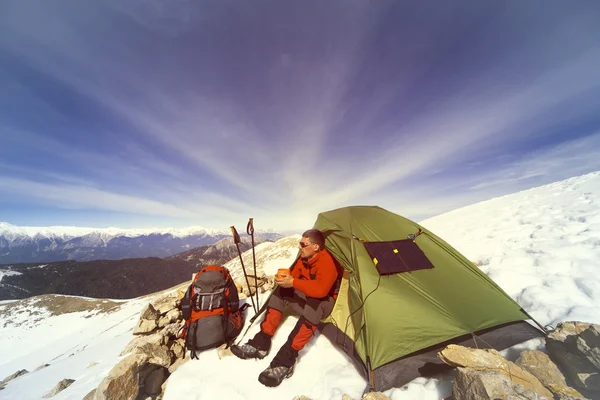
[453,367,548,400]
[235,274,273,299]
[516,350,585,399]
[42,378,75,398]
[1,369,29,384]
[87,267,277,400]
[546,321,600,393]
[439,344,554,399]
[93,289,188,400]
[94,354,146,400]
[34,364,50,372]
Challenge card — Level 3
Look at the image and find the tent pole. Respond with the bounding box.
[520,308,548,335]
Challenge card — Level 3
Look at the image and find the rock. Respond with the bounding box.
[453,367,549,400]
[577,325,600,369]
[341,395,356,400]
[121,333,164,356]
[292,396,313,400]
[134,342,172,368]
[438,345,553,399]
[42,378,75,398]
[152,292,181,315]
[94,354,147,400]
[170,340,185,360]
[87,362,99,369]
[140,303,161,321]
[515,350,586,398]
[546,321,600,392]
[2,369,29,383]
[133,318,158,335]
[143,367,167,395]
[0,382,5,391]
[34,364,50,372]
[82,388,96,400]
[161,379,169,398]
[168,357,189,374]
[158,309,181,328]
[547,384,588,399]
[160,322,182,340]
[362,393,392,400]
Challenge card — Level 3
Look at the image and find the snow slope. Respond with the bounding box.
[1,172,599,399]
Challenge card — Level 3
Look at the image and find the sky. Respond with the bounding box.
[1,1,600,232]
[1,172,599,399]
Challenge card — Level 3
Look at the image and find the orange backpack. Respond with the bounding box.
[179,266,248,358]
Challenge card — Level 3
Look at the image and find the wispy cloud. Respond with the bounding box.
[1,2,600,229]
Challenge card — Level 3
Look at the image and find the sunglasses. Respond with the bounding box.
[299,241,313,248]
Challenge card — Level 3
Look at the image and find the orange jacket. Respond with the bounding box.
[291,249,339,299]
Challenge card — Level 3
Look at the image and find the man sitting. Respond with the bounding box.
[231,229,340,387]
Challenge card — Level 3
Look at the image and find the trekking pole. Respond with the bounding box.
[246,218,259,309]
[230,225,257,314]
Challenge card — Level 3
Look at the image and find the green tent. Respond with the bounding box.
[263,205,544,392]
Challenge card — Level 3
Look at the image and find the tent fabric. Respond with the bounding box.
[369,320,543,391]
[308,206,544,388]
[261,205,543,392]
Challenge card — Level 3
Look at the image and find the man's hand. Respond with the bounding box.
[275,273,294,288]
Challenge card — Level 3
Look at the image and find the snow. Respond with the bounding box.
[0,222,232,241]
[1,172,599,399]
[0,269,22,282]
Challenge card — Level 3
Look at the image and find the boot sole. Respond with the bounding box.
[258,368,294,387]
[231,346,268,360]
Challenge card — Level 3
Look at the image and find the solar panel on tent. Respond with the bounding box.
[362,240,434,275]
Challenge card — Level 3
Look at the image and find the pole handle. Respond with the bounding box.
[246,218,254,235]
[230,226,241,244]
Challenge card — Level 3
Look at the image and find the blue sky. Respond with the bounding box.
[1,1,600,232]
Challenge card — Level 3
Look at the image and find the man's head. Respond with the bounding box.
[299,229,325,260]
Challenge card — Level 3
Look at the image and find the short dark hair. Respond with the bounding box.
[302,229,325,250]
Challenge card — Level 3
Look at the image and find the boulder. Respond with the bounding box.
[362,393,392,400]
[546,321,600,392]
[139,303,160,321]
[121,333,163,356]
[454,367,549,399]
[160,322,182,341]
[547,384,589,399]
[82,389,96,400]
[152,292,181,315]
[133,319,158,335]
[170,339,185,360]
[515,350,584,399]
[34,364,50,372]
[2,369,29,383]
[42,378,75,398]
[158,309,181,328]
[143,367,167,395]
[133,342,172,368]
[438,345,553,399]
[516,350,567,387]
[94,354,147,400]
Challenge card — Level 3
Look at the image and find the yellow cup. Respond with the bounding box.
[277,268,290,279]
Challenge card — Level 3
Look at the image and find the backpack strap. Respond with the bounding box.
[222,288,231,348]
[190,322,199,360]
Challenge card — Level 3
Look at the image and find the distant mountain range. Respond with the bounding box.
[0,236,276,300]
[0,257,197,301]
[167,236,267,266]
[0,222,282,264]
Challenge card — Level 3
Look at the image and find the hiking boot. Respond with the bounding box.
[258,364,295,387]
[230,342,269,360]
